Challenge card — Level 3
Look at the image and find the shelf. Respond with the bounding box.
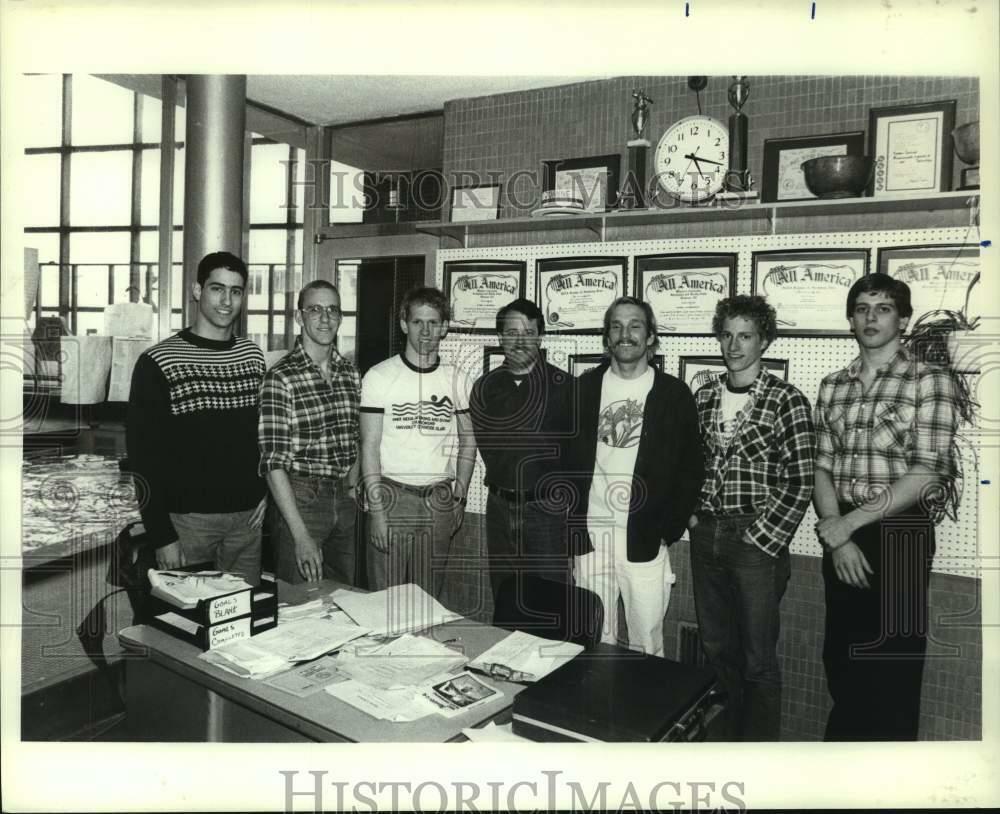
[415,191,979,247]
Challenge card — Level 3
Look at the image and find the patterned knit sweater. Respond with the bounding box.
[126,328,266,545]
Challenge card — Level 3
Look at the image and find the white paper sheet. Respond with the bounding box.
[331,583,462,636]
[247,617,370,661]
[335,634,467,689]
[325,679,440,722]
[461,721,531,742]
[469,630,583,682]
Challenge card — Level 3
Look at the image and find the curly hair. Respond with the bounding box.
[711,295,777,346]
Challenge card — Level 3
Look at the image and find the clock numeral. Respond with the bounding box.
[690,126,700,136]
[668,144,677,153]
[720,152,726,160]
[714,137,721,146]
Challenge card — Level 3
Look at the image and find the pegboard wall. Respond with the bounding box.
[435,225,981,575]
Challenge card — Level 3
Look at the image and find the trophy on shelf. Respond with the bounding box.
[725,75,754,195]
[622,89,654,209]
[952,121,980,190]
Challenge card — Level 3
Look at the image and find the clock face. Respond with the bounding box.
[654,115,730,202]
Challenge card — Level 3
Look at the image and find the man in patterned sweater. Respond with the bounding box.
[127,251,267,584]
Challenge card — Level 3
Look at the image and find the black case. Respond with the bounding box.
[512,643,718,742]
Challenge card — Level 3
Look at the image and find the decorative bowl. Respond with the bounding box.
[952,121,980,164]
[800,156,874,199]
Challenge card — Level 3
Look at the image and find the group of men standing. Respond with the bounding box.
[127,250,962,743]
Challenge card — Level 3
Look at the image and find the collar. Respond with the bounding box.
[710,367,771,400]
[844,346,911,381]
[288,336,350,372]
[400,352,439,373]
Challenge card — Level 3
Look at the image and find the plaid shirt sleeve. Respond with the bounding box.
[911,366,959,475]
[258,369,294,475]
[744,388,817,555]
[813,377,837,474]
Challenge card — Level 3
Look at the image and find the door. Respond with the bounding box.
[349,256,425,376]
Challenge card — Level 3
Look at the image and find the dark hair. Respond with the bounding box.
[846,272,913,320]
[399,286,449,322]
[602,296,660,355]
[197,251,248,285]
[712,295,778,346]
[496,298,545,335]
[297,279,339,311]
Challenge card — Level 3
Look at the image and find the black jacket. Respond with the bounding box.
[568,361,704,562]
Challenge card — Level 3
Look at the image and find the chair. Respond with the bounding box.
[492,574,604,650]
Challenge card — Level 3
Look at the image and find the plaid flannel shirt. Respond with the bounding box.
[814,346,958,507]
[258,339,360,479]
[695,370,816,556]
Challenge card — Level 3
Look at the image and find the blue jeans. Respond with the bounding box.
[169,510,262,586]
[271,473,357,586]
[485,491,572,603]
[690,513,790,741]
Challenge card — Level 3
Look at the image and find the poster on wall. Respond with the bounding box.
[679,356,789,394]
[868,100,956,197]
[569,352,663,377]
[536,256,626,333]
[443,260,526,333]
[751,249,869,335]
[877,244,980,327]
[634,253,737,335]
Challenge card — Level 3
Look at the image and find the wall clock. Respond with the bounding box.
[654,115,730,203]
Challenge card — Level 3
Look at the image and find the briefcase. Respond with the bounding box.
[512,643,718,742]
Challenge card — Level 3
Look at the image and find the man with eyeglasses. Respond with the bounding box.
[258,280,361,584]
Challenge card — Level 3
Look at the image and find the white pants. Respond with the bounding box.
[574,524,675,657]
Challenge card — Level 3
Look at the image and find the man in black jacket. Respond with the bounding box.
[570,296,703,656]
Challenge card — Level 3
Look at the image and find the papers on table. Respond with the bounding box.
[148,570,252,610]
[278,597,353,626]
[199,618,369,678]
[462,721,531,742]
[331,583,462,636]
[265,655,349,697]
[335,634,467,690]
[469,630,583,682]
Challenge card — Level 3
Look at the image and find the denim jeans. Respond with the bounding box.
[822,504,935,741]
[367,479,456,599]
[690,513,790,741]
[169,510,262,586]
[271,473,358,586]
[485,491,572,604]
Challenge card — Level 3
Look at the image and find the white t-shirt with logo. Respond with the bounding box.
[360,355,471,485]
[588,366,655,529]
[718,385,753,448]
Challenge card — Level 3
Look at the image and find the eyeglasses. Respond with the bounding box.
[302,305,342,320]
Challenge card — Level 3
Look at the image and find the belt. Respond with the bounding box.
[488,484,542,503]
[382,477,451,497]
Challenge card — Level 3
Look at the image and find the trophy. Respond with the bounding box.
[952,121,980,190]
[622,89,653,209]
[726,76,751,193]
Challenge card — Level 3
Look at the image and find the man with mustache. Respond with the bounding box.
[126,251,267,584]
[569,296,703,656]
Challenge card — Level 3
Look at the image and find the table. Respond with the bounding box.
[118,581,528,742]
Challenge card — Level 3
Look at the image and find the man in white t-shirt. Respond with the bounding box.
[569,297,703,656]
[359,286,476,598]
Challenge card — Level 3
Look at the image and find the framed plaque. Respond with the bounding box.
[679,356,789,393]
[751,249,869,336]
[569,352,663,377]
[877,244,980,326]
[443,260,526,333]
[449,184,501,223]
[483,346,546,375]
[634,253,737,335]
[868,100,956,197]
[536,256,626,334]
[761,131,866,203]
[542,154,621,212]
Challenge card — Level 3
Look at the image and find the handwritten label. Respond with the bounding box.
[208,617,251,649]
[207,590,251,624]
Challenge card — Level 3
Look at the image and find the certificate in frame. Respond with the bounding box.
[751,249,869,336]
[569,352,663,377]
[449,184,501,223]
[634,253,737,335]
[760,131,866,203]
[877,244,980,326]
[868,100,956,197]
[536,256,627,334]
[542,154,621,212]
[443,260,526,333]
[678,356,789,393]
[483,346,547,376]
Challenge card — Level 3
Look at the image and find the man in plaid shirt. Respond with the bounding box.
[689,295,815,741]
[258,280,360,584]
[814,273,958,741]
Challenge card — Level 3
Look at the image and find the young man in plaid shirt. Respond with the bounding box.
[814,273,959,741]
[258,280,360,584]
[689,295,815,741]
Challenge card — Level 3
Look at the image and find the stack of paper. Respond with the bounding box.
[148,570,251,610]
[468,630,583,682]
[331,583,462,636]
[335,634,467,690]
